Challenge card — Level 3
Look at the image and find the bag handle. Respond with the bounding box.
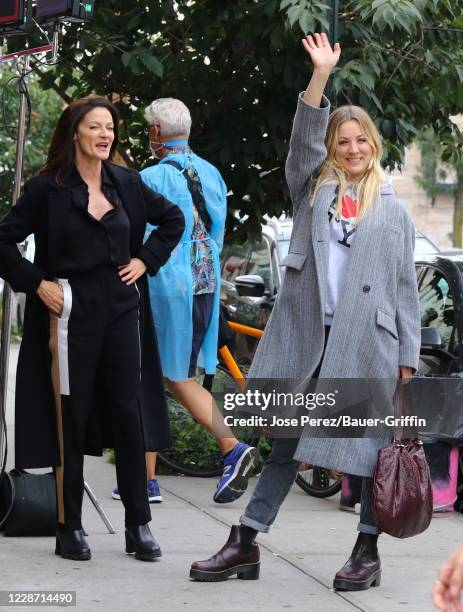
[393,380,420,443]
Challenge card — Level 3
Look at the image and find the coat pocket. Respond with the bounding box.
[376,307,398,340]
[281,252,307,271]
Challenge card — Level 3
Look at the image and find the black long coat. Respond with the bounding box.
[0,161,185,468]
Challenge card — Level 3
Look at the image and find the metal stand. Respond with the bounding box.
[0,53,32,465]
[84,481,116,534]
[0,39,116,536]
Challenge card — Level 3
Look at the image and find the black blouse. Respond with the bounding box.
[57,165,131,275]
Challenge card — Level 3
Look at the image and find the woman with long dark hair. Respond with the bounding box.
[0,96,184,561]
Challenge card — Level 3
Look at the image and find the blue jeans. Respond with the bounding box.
[239,436,379,535]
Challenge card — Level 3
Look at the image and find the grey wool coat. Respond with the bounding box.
[247,94,421,477]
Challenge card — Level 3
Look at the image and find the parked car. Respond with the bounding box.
[415,230,440,256]
[415,251,463,375]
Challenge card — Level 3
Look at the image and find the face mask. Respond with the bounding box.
[149,140,164,159]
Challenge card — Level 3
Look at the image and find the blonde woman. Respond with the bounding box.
[189,33,420,590]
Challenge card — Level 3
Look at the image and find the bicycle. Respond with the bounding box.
[158,318,342,498]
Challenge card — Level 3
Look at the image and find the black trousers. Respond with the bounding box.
[49,268,151,530]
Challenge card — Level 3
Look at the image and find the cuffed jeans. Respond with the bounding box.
[239,436,379,535]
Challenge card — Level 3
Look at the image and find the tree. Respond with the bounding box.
[415,125,463,247]
[5,0,463,238]
[0,67,63,215]
[414,129,443,208]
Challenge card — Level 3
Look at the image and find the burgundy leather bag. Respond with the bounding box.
[372,383,433,539]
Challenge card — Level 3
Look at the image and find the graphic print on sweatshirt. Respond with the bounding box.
[324,187,359,324]
[327,188,358,248]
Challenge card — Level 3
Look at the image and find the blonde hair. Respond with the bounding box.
[311,105,383,222]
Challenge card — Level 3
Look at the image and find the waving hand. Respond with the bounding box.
[302,33,341,74]
[302,33,341,107]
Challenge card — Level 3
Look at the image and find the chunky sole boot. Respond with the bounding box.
[190,561,260,582]
[55,531,91,561]
[333,569,381,591]
[125,526,162,562]
[333,533,381,591]
[190,525,260,581]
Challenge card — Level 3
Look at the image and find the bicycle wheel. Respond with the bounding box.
[158,365,259,477]
[295,466,342,498]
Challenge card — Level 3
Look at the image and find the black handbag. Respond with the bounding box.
[0,469,56,536]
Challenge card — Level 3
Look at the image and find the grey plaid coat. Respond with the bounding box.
[247,95,420,477]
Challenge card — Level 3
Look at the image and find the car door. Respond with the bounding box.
[221,236,274,364]
[417,264,458,375]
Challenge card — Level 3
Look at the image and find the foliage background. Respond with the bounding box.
[2,0,463,239]
[0,68,63,214]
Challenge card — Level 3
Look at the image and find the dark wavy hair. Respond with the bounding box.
[40,96,120,183]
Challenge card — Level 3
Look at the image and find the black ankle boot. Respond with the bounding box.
[333,533,380,591]
[125,524,161,561]
[55,526,91,561]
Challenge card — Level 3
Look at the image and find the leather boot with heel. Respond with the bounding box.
[55,526,91,561]
[333,532,381,591]
[125,524,161,561]
[190,525,260,582]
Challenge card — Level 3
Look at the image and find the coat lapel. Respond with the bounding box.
[311,184,336,310]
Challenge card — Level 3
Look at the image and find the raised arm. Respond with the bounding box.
[285,33,341,211]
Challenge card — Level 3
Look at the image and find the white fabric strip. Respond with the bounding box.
[134,282,142,381]
[57,279,72,396]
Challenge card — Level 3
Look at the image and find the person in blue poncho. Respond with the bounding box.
[112,98,258,504]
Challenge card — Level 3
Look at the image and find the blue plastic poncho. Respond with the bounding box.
[141,152,227,381]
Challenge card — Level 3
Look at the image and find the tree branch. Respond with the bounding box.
[30,62,72,104]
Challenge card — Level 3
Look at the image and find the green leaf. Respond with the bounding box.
[279,0,294,11]
[358,67,375,90]
[121,52,132,68]
[139,50,164,78]
[425,50,435,65]
[298,10,314,35]
[287,5,303,27]
[369,92,383,112]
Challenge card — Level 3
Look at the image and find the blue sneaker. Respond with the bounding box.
[147,479,163,503]
[213,443,259,504]
[111,480,163,503]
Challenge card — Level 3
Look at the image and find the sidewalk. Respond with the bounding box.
[2,343,461,611]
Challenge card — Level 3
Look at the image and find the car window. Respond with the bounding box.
[277,239,290,262]
[221,243,251,283]
[419,267,454,349]
[243,237,272,292]
[415,236,439,256]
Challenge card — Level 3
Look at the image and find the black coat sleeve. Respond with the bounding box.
[0,177,46,294]
[136,178,185,276]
